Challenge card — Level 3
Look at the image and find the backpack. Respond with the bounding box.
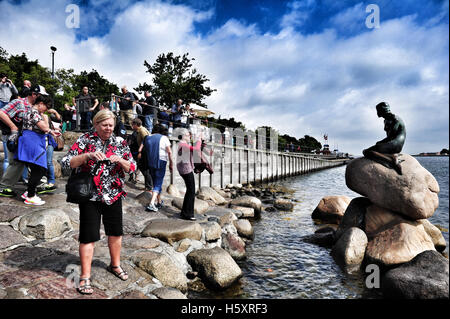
[127,131,139,158]
[114,117,127,139]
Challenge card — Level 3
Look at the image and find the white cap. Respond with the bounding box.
[31,84,49,96]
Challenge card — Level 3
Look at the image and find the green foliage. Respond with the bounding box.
[53,69,120,107]
[440,148,449,155]
[298,135,322,152]
[0,49,59,97]
[1,46,324,150]
[71,69,120,98]
[206,116,245,132]
[254,126,321,152]
[135,52,216,108]
[0,47,119,110]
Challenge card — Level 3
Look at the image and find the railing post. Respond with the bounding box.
[170,140,175,185]
[246,149,250,185]
[230,147,233,185]
[220,149,224,188]
[253,150,257,185]
[238,148,242,184]
[75,100,80,131]
[209,144,213,187]
[260,150,263,183]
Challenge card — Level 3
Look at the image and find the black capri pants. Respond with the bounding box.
[78,198,123,244]
[180,172,196,218]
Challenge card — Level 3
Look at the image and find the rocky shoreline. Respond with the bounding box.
[1,145,448,299]
[308,154,449,299]
[0,159,295,299]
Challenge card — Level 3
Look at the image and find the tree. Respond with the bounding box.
[0,47,59,97]
[135,52,216,108]
[0,47,120,109]
[207,116,245,132]
[71,69,120,99]
[298,135,322,152]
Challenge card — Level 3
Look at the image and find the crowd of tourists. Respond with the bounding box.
[0,75,210,295]
[69,85,196,134]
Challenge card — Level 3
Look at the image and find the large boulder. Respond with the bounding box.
[135,191,152,206]
[132,251,188,292]
[382,250,449,299]
[187,247,243,289]
[200,221,222,242]
[221,232,246,261]
[197,187,227,205]
[53,159,62,179]
[331,227,368,273]
[141,218,203,245]
[151,287,187,299]
[334,197,371,241]
[62,131,82,148]
[345,155,439,220]
[172,197,210,215]
[204,207,238,227]
[311,195,351,224]
[417,219,447,253]
[229,196,262,218]
[229,206,255,218]
[18,209,72,240]
[212,186,229,199]
[274,199,294,211]
[233,219,254,239]
[0,225,27,250]
[167,184,181,197]
[364,205,436,267]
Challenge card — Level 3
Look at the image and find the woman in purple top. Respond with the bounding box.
[176,128,202,220]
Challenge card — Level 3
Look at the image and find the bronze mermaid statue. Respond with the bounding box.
[362,102,406,175]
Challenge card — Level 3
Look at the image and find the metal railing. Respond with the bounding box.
[70,94,341,157]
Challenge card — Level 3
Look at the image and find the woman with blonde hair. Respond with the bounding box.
[62,109,136,295]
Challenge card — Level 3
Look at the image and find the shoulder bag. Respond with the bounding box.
[66,140,110,204]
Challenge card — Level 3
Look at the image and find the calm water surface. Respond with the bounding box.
[191,156,449,299]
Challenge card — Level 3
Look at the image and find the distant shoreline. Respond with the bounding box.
[413,154,449,157]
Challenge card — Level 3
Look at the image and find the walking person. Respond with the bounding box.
[0,84,49,197]
[131,118,152,190]
[176,128,203,221]
[61,109,136,295]
[141,123,173,212]
[16,95,54,205]
[37,110,62,194]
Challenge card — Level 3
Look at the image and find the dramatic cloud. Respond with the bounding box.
[0,0,448,155]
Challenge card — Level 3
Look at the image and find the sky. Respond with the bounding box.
[0,0,448,155]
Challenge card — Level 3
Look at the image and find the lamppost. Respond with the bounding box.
[50,46,57,78]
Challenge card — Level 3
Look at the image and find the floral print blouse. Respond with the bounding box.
[61,131,136,205]
[22,108,46,134]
